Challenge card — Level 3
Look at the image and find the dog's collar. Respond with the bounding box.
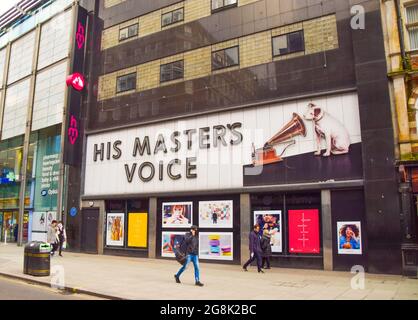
[315,112,324,121]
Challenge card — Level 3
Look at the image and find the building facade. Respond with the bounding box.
[0,0,90,245]
[73,0,403,274]
[381,0,418,277]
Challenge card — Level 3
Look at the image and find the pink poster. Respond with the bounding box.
[288,209,320,254]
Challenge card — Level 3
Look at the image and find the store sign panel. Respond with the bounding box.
[84,92,362,196]
[63,6,88,166]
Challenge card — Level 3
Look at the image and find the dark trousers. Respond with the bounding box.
[243,252,262,271]
[262,257,270,268]
[51,242,58,255]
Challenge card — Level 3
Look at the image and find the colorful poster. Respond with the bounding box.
[161,232,186,257]
[128,213,148,248]
[106,213,124,246]
[254,211,282,253]
[288,209,320,254]
[337,221,362,255]
[199,232,233,261]
[199,200,233,228]
[162,202,193,228]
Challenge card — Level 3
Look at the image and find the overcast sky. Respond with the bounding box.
[0,0,20,16]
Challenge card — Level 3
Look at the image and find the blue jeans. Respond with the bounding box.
[176,254,200,282]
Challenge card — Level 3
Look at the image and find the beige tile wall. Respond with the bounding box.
[102,0,261,50]
[98,14,339,101]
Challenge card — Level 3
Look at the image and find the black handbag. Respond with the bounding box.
[175,250,186,265]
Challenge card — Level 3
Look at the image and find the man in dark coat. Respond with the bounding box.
[243,224,264,273]
[174,225,204,286]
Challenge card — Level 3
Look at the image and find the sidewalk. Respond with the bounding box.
[0,244,417,300]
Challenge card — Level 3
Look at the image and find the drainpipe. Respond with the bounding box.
[394,0,408,70]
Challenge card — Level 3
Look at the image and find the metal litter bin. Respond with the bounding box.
[23,242,51,277]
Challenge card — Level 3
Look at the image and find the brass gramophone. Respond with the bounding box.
[252,113,307,166]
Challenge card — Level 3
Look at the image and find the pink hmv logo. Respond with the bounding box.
[66,73,85,91]
[76,22,85,50]
[68,115,79,145]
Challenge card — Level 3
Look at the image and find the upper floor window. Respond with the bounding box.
[212,46,239,71]
[119,24,139,42]
[116,73,136,93]
[272,30,305,57]
[160,60,184,83]
[162,8,184,27]
[406,4,418,50]
[211,0,238,13]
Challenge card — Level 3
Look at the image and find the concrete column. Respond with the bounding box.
[321,190,333,271]
[148,197,157,259]
[240,193,251,265]
[97,200,105,255]
[18,25,42,246]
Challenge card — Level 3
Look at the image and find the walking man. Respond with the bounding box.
[57,221,67,257]
[174,225,204,287]
[47,220,58,256]
[243,224,264,273]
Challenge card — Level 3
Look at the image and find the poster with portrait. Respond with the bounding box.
[32,212,47,232]
[106,213,125,247]
[161,232,186,257]
[162,202,193,228]
[199,200,233,228]
[199,232,233,261]
[254,211,282,253]
[288,209,320,254]
[337,221,362,255]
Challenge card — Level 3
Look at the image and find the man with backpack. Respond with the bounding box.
[174,225,204,287]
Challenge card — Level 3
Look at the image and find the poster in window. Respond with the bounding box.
[199,232,233,261]
[337,221,362,255]
[162,202,192,228]
[288,209,320,254]
[161,232,186,257]
[199,200,233,228]
[106,213,124,247]
[254,211,282,253]
[128,213,147,248]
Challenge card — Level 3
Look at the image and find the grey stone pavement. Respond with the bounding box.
[0,244,417,300]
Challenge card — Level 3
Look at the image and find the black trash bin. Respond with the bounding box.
[23,242,51,277]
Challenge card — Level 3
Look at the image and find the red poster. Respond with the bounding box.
[288,209,320,254]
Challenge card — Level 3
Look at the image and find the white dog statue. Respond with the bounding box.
[303,103,351,157]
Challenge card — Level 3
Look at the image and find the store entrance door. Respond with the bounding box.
[0,211,19,243]
[81,209,99,254]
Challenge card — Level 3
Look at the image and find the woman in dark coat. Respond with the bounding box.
[260,229,272,269]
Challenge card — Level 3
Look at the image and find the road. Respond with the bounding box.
[0,276,103,300]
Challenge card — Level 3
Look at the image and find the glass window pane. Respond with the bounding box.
[162,12,173,27]
[273,35,288,56]
[212,0,223,10]
[117,73,136,92]
[407,5,418,24]
[173,9,184,23]
[225,0,237,6]
[225,47,239,66]
[288,31,304,53]
[119,27,129,40]
[128,24,138,37]
[409,27,418,50]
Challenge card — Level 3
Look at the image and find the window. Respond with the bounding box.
[406,4,418,50]
[119,24,139,41]
[272,31,305,57]
[212,46,239,71]
[160,60,184,83]
[162,8,184,27]
[116,73,137,93]
[211,0,237,12]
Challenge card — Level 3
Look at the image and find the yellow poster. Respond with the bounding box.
[128,213,148,248]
